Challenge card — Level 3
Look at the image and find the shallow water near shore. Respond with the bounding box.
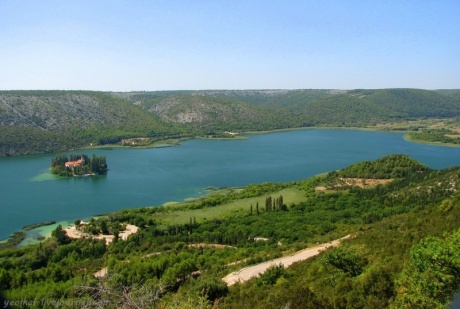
[1,129,460,244]
[20,221,71,247]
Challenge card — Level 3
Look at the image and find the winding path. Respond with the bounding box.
[222,234,351,286]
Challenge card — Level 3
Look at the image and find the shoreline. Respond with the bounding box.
[5,184,246,247]
[2,124,459,159]
[79,138,185,150]
[2,126,459,247]
[403,134,460,148]
[81,126,442,144]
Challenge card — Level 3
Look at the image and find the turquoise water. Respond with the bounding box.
[1,129,460,241]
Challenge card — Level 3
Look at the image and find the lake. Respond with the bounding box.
[1,129,460,243]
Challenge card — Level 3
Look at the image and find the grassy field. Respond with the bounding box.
[153,187,306,225]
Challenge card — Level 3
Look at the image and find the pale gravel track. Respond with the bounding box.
[222,234,351,286]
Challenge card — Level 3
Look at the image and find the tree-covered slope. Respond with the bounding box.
[0,91,177,155]
[294,94,389,126]
[332,154,429,179]
[221,187,460,309]
[434,89,460,101]
[0,91,166,131]
[195,89,342,109]
[0,126,78,157]
[361,88,460,118]
[1,88,459,156]
[117,92,301,132]
[126,88,460,129]
[289,88,460,126]
[1,155,460,308]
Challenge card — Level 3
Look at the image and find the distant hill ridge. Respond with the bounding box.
[1,88,459,155]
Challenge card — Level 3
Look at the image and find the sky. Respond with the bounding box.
[0,1,459,91]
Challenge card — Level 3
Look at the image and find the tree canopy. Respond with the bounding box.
[51,153,107,177]
[1,155,460,307]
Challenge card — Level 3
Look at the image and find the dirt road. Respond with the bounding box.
[222,234,351,286]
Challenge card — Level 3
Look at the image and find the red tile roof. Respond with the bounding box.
[65,158,83,168]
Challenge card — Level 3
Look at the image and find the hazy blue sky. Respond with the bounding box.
[1,1,459,91]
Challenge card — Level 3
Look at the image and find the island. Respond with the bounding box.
[51,154,108,177]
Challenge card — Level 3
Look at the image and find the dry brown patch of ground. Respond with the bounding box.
[316,178,393,191]
[187,243,236,249]
[338,178,393,188]
[121,137,151,145]
[64,224,139,245]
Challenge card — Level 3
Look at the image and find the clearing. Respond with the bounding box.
[154,187,306,225]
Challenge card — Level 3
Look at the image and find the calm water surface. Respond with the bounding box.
[1,129,460,241]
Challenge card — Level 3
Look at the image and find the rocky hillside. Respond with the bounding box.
[116,92,299,133]
[1,88,459,156]
[122,88,460,128]
[0,91,175,156]
[0,91,168,132]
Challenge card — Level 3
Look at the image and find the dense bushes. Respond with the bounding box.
[333,154,429,179]
[1,156,460,307]
[409,129,460,145]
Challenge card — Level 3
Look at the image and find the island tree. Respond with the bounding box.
[51,154,108,176]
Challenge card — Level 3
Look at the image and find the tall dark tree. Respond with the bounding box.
[51,225,70,245]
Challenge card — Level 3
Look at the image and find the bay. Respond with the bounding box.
[1,129,459,242]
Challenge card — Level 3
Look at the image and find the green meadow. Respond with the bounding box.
[154,187,306,225]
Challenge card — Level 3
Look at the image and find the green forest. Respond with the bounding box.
[1,89,460,156]
[408,128,460,145]
[51,154,108,177]
[1,154,460,308]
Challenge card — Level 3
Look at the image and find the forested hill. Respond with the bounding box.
[332,154,429,179]
[114,92,299,132]
[121,88,460,128]
[1,88,459,156]
[1,154,460,307]
[0,91,178,156]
